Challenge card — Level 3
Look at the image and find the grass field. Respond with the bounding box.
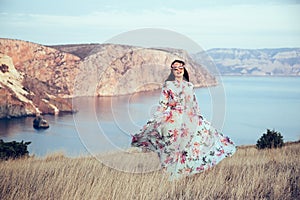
[0,142,299,200]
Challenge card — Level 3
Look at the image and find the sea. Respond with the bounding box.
[0,76,299,157]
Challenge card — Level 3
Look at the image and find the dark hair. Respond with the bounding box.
[171,59,185,66]
[165,60,190,82]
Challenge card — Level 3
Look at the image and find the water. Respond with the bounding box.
[0,76,299,157]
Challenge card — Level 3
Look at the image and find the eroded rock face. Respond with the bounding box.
[0,88,36,118]
[0,39,81,98]
[0,53,73,118]
[0,54,36,118]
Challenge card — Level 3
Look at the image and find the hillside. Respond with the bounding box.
[48,43,100,59]
[0,142,299,199]
[192,48,300,76]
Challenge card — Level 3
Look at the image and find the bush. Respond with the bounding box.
[256,129,284,149]
[0,139,31,160]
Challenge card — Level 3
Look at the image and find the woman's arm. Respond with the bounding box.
[156,82,170,114]
[192,92,201,116]
[189,82,202,118]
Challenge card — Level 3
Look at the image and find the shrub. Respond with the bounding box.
[0,139,31,160]
[256,129,284,149]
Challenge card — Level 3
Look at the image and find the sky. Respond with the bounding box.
[0,0,300,50]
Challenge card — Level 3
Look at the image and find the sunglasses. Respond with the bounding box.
[171,66,184,71]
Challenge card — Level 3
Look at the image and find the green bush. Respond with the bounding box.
[0,139,31,160]
[256,129,284,149]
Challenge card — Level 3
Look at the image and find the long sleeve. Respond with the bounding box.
[192,93,201,116]
[153,82,170,119]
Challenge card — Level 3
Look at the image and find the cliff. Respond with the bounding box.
[0,54,73,118]
[0,39,81,98]
[60,44,216,96]
[0,38,216,118]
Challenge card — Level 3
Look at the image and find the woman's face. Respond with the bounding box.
[171,62,184,79]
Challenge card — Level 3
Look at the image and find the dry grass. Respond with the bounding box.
[0,143,299,200]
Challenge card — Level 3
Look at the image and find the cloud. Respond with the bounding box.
[0,3,299,48]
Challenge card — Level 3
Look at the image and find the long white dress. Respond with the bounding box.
[131,80,236,180]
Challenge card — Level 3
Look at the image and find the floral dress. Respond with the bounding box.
[131,80,236,180]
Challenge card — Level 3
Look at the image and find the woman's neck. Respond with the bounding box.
[175,77,183,82]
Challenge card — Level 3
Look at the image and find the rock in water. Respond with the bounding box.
[33,116,49,129]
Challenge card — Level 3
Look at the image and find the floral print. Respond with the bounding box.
[131,80,236,180]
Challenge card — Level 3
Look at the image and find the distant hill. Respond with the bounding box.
[48,43,100,59]
[192,48,300,76]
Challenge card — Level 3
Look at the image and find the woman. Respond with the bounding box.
[131,59,236,180]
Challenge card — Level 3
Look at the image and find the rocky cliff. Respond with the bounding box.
[0,54,73,118]
[0,54,36,118]
[0,38,216,118]
[192,48,300,76]
[59,44,216,96]
[0,39,81,97]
